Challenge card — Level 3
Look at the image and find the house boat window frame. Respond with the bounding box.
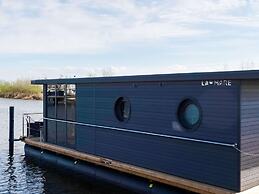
[177,98,202,131]
[114,97,131,122]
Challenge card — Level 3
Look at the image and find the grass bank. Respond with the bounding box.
[0,80,42,100]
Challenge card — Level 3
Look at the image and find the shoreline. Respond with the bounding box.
[0,93,43,100]
[0,80,43,101]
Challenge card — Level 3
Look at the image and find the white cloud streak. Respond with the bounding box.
[0,0,258,53]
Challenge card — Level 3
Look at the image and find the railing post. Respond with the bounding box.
[28,116,31,137]
[9,106,14,156]
[22,113,24,138]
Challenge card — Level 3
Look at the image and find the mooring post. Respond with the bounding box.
[9,106,14,156]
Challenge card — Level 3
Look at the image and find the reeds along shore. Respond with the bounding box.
[0,80,42,100]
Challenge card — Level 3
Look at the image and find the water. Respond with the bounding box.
[0,98,135,194]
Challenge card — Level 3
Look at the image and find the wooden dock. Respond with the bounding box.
[24,138,236,194]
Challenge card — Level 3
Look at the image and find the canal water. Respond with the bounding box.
[0,98,136,194]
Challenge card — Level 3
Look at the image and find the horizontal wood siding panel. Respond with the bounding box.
[75,83,96,154]
[76,80,240,191]
[95,128,238,189]
[241,80,259,191]
[76,125,95,154]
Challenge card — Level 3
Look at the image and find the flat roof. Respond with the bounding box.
[31,70,259,85]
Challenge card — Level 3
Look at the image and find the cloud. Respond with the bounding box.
[0,0,258,53]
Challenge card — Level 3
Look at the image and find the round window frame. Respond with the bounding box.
[114,97,131,122]
[177,98,202,131]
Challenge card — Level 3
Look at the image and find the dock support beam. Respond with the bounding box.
[9,106,14,156]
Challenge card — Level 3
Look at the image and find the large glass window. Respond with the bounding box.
[56,84,66,146]
[47,85,56,118]
[66,84,76,148]
[56,84,66,120]
[177,99,202,130]
[66,84,76,121]
[47,85,56,143]
[46,84,76,147]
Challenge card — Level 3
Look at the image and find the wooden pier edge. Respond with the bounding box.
[23,138,235,194]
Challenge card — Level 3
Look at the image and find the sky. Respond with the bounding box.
[0,0,259,80]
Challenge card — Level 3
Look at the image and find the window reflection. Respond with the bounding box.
[56,84,66,120]
[66,84,76,148]
[67,84,76,121]
[67,123,75,147]
[177,99,202,130]
[47,85,56,118]
[114,97,131,122]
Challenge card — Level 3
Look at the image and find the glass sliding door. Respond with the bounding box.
[56,84,66,119]
[56,84,66,146]
[46,85,56,144]
[45,84,76,148]
[66,84,76,148]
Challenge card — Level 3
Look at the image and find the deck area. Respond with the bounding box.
[23,137,241,194]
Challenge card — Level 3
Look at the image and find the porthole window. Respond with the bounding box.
[177,99,202,130]
[114,97,131,122]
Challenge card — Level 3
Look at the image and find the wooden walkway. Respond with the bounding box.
[24,138,235,194]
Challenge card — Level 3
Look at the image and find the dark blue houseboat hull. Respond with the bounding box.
[25,145,188,194]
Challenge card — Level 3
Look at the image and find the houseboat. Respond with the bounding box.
[23,70,259,194]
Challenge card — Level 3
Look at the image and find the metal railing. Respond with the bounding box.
[22,113,43,139]
[43,117,237,148]
[22,112,259,157]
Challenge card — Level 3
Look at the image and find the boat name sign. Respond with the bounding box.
[201,80,232,87]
